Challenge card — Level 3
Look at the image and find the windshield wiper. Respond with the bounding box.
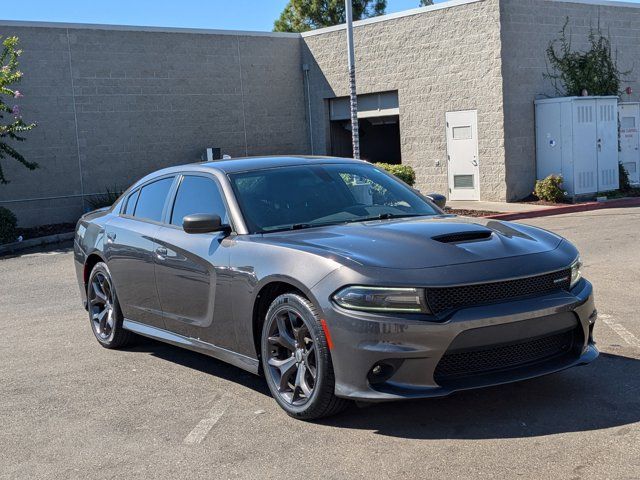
[345,213,428,224]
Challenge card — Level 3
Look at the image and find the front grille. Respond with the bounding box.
[426,269,571,315]
[434,329,575,383]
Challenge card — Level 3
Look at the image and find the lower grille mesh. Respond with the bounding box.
[434,329,575,382]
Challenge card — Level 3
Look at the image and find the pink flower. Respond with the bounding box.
[14,90,22,98]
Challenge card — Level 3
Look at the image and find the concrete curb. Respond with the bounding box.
[0,232,74,256]
[482,197,640,221]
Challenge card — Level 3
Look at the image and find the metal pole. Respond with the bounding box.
[345,0,360,159]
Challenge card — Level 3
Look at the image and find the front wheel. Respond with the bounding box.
[87,262,134,349]
[261,293,349,420]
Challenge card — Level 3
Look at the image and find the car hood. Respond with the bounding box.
[258,216,563,269]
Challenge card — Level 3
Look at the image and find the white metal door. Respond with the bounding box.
[596,99,619,191]
[446,110,480,201]
[619,103,640,184]
[572,100,598,194]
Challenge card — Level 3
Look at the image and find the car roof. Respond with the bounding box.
[130,156,369,190]
[198,155,365,174]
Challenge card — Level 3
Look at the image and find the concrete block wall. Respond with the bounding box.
[500,0,640,200]
[0,23,308,226]
[302,0,508,201]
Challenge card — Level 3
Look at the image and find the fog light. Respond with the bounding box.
[367,360,404,385]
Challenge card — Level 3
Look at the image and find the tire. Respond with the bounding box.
[87,262,134,349]
[261,293,349,420]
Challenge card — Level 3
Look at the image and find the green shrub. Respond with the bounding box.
[0,206,18,244]
[534,174,566,202]
[619,162,632,192]
[86,185,123,210]
[374,163,416,186]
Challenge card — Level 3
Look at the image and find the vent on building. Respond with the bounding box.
[578,171,595,189]
[453,174,474,189]
[600,104,615,122]
[601,168,616,186]
[577,105,593,123]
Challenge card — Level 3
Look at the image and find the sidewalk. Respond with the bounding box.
[447,197,640,221]
[447,200,555,213]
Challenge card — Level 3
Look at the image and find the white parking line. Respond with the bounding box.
[600,314,640,349]
[183,394,229,445]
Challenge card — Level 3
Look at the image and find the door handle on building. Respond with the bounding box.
[471,159,478,167]
[597,138,602,151]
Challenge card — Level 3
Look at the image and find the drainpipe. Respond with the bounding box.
[302,63,314,155]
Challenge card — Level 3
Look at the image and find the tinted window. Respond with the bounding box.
[133,177,174,222]
[170,176,229,227]
[229,163,438,233]
[123,189,139,216]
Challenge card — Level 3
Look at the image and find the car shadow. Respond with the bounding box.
[322,352,640,439]
[125,339,639,439]
[124,337,271,397]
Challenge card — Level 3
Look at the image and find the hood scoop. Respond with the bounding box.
[432,230,493,244]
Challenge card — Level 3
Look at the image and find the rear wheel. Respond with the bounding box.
[87,262,134,349]
[261,293,349,420]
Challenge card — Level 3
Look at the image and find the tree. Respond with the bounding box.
[419,0,434,5]
[274,0,386,33]
[0,36,37,184]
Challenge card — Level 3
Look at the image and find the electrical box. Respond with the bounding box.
[535,96,619,196]
[619,102,640,185]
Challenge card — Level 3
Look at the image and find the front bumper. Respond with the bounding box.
[320,279,598,401]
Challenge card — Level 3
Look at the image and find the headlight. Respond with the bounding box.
[332,286,430,313]
[570,257,582,288]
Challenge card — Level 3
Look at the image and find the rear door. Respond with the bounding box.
[104,176,176,329]
[154,173,233,345]
[446,110,480,201]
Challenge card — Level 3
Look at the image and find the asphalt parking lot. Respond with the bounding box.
[1,206,639,480]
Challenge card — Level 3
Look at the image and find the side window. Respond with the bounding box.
[133,177,174,222]
[170,176,229,227]
[123,189,140,216]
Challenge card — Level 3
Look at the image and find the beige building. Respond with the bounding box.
[1,0,639,226]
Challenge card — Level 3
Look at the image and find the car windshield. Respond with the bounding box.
[228,163,440,233]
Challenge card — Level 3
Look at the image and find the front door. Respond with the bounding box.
[446,110,480,201]
[154,174,232,346]
[619,103,640,184]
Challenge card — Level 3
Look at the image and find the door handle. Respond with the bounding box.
[597,138,602,151]
[155,247,168,257]
[471,160,478,167]
[106,232,116,243]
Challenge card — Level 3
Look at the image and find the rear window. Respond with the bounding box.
[123,189,139,216]
[133,177,174,222]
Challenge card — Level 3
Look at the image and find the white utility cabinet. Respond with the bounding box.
[619,102,640,185]
[535,96,619,196]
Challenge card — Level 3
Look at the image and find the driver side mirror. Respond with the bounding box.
[426,193,447,210]
[183,214,230,234]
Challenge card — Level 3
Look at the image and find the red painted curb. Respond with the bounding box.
[482,197,640,221]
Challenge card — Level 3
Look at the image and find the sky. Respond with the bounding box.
[0,0,442,32]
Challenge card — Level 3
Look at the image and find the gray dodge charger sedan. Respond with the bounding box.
[74,156,598,419]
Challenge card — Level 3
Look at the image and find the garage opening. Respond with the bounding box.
[329,91,401,164]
